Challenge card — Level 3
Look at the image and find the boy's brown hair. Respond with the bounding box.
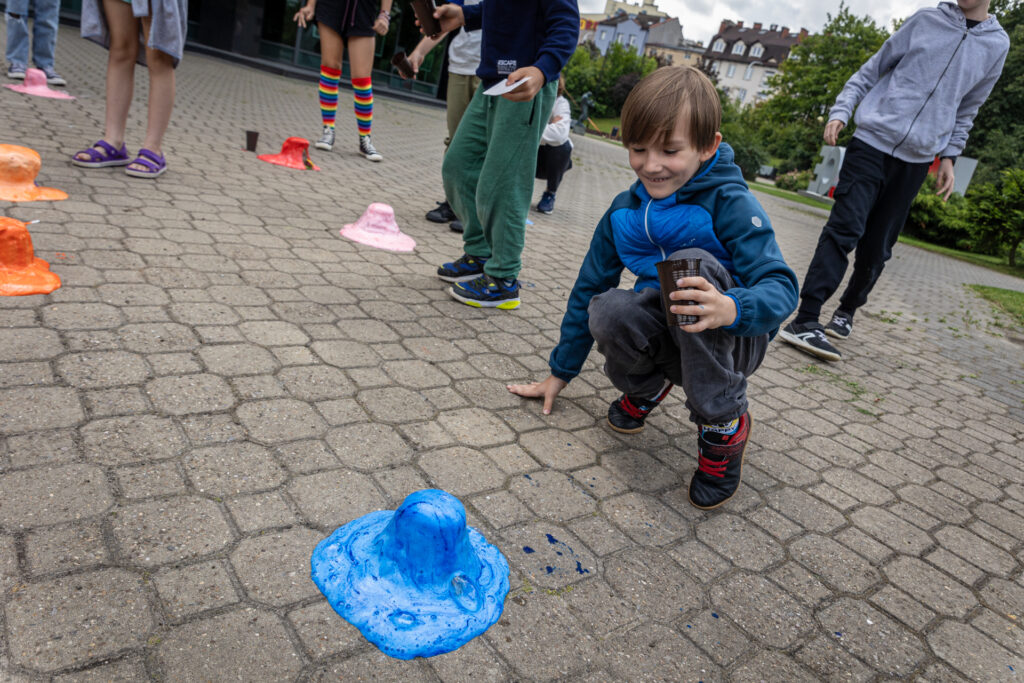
[620,66,721,152]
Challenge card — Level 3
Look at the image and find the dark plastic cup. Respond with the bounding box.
[391,51,415,79]
[245,130,259,152]
[656,257,701,327]
[411,0,441,37]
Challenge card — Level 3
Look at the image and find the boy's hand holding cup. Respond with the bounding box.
[656,258,737,332]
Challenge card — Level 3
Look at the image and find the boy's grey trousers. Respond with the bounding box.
[588,249,767,425]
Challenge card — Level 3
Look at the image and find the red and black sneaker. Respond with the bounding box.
[688,412,750,510]
[606,383,673,434]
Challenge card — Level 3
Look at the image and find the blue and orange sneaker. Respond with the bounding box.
[437,254,488,283]
[448,274,520,309]
[688,412,750,510]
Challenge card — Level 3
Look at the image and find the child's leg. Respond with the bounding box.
[473,81,557,280]
[95,0,139,152]
[347,35,375,138]
[317,25,344,129]
[442,86,489,254]
[4,0,30,69]
[137,17,175,161]
[544,142,572,194]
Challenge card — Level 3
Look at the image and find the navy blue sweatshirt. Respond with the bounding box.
[463,0,580,86]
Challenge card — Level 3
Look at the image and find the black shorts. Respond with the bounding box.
[316,0,378,38]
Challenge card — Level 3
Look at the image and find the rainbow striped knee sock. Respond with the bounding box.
[319,65,341,128]
[352,77,373,137]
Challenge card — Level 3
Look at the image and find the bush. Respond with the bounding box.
[904,174,971,250]
[774,170,813,192]
[963,168,1024,266]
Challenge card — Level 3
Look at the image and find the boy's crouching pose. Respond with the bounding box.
[508,66,798,509]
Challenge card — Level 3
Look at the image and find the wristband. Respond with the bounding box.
[379,10,390,19]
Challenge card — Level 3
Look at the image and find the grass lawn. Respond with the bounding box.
[897,235,1024,280]
[967,285,1024,328]
[749,181,834,211]
[589,117,621,135]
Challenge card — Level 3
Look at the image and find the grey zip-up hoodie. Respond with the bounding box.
[828,2,1009,163]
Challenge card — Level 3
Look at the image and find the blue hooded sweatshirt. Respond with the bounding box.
[462,0,580,86]
[548,143,799,384]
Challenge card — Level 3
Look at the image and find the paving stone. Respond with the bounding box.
[169,302,240,326]
[730,649,819,682]
[80,414,186,465]
[850,505,933,554]
[569,465,630,499]
[897,484,971,524]
[183,442,287,496]
[980,577,1024,616]
[795,634,875,683]
[180,414,247,445]
[231,527,323,605]
[510,470,596,521]
[502,522,599,591]
[5,569,152,672]
[0,464,112,528]
[236,398,327,443]
[818,598,927,677]
[84,386,151,417]
[310,650,434,682]
[24,522,108,577]
[276,365,354,400]
[0,328,64,361]
[971,608,1024,656]
[933,525,1016,577]
[0,386,84,433]
[567,514,632,557]
[764,487,846,532]
[419,446,508,496]
[51,656,147,682]
[154,561,240,620]
[710,572,813,648]
[110,496,233,566]
[870,584,937,631]
[287,601,365,660]
[681,607,753,666]
[6,429,78,466]
[146,373,235,415]
[325,423,413,469]
[226,491,297,533]
[603,622,718,682]
[41,302,124,329]
[429,635,510,682]
[288,469,386,527]
[360,386,436,423]
[599,448,679,492]
[485,591,600,680]
[883,555,977,617]
[374,466,431,505]
[789,534,881,594]
[925,547,985,586]
[604,546,702,622]
[157,608,303,681]
[485,443,540,474]
[310,339,379,367]
[519,429,597,469]
[112,460,186,499]
[603,492,689,546]
[197,343,279,376]
[928,620,1024,681]
[695,513,783,571]
[275,439,339,473]
[0,534,18,593]
[769,561,833,608]
[436,407,515,447]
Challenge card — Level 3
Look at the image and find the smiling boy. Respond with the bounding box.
[508,66,798,509]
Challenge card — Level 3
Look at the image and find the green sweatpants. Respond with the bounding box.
[442,80,557,280]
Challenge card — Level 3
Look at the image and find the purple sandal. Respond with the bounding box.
[125,148,167,179]
[71,140,131,168]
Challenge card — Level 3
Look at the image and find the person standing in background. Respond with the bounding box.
[4,0,66,85]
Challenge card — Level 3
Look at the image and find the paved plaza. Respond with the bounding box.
[1,26,1024,681]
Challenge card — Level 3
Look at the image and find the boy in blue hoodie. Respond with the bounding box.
[779,0,1009,362]
[508,66,798,509]
[431,0,579,310]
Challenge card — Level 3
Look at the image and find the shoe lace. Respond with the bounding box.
[361,137,378,154]
[697,450,727,478]
[619,395,649,419]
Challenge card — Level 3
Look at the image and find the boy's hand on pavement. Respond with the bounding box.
[936,158,955,201]
[823,119,844,146]
[432,4,465,33]
[507,375,567,415]
[502,67,545,102]
[669,276,737,332]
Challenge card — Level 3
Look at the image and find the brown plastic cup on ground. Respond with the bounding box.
[411,0,441,37]
[656,257,701,327]
[245,130,259,152]
[391,51,415,79]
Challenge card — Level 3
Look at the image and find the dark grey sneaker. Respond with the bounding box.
[778,321,841,362]
[6,64,26,80]
[315,126,335,151]
[42,67,66,86]
[359,135,383,162]
[825,311,853,339]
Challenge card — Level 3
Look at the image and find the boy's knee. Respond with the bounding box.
[667,248,731,288]
[588,289,634,340]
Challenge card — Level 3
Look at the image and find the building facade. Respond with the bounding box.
[703,20,807,107]
[643,17,703,66]
[580,0,666,23]
[592,12,660,56]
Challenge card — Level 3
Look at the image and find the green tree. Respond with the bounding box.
[720,91,768,180]
[562,41,658,119]
[963,0,1024,184]
[758,2,889,170]
[964,168,1024,266]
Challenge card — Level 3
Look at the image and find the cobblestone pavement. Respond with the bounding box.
[1,26,1023,682]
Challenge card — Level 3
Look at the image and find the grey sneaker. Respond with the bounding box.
[359,135,383,162]
[825,311,853,339]
[6,64,26,80]
[778,321,841,362]
[41,67,66,86]
[315,126,335,152]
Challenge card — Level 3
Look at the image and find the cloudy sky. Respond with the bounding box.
[578,0,933,46]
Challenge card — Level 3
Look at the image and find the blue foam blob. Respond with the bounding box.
[311,489,510,660]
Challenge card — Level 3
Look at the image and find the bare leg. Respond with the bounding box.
[133,14,176,168]
[319,23,344,71]
[76,0,138,160]
[346,35,374,79]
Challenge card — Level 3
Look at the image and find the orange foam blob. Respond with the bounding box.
[0,216,61,296]
[0,144,68,202]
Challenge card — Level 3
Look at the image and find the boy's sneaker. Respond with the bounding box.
[315,126,335,151]
[449,220,464,233]
[359,135,383,162]
[449,274,520,309]
[778,321,841,362]
[437,253,488,283]
[426,200,456,223]
[537,192,555,214]
[688,412,750,510]
[42,67,66,86]
[607,383,673,434]
[825,311,853,339]
[6,64,26,80]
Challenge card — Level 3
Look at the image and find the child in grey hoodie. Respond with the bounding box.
[779,0,1009,362]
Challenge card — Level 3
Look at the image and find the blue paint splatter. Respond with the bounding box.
[711,612,719,619]
[523,474,532,480]
[545,566,555,574]
[686,624,692,628]
[546,533,559,544]
[522,546,535,554]
[1009,665,1015,672]
[834,632,843,637]
[575,561,589,575]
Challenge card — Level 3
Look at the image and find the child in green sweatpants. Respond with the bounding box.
[432,0,579,310]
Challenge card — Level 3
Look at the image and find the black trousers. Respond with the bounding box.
[535,141,573,194]
[796,137,931,323]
